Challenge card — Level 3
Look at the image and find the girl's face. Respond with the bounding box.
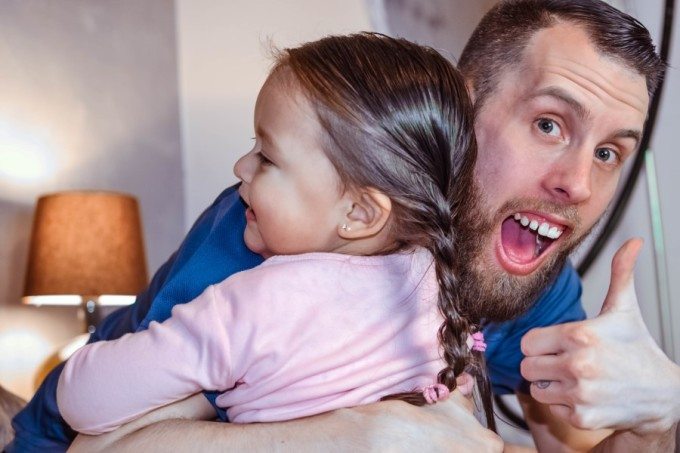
[233,73,349,258]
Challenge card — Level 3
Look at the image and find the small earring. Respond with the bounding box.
[341,223,351,232]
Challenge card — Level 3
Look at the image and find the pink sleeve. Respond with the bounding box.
[56,285,238,435]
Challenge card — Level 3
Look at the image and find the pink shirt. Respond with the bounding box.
[57,249,444,435]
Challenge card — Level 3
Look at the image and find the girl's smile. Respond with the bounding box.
[233,71,350,259]
[245,206,256,222]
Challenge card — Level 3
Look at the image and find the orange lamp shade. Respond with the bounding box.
[23,191,148,298]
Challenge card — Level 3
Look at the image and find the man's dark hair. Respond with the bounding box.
[459,0,664,108]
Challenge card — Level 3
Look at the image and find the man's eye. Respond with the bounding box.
[536,118,561,137]
[595,147,618,164]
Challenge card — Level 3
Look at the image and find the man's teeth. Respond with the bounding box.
[513,213,563,239]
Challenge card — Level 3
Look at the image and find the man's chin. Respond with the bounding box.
[458,242,570,323]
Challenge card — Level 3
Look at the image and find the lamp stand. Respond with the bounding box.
[81,295,102,334]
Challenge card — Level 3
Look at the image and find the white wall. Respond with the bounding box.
[0,0,184,400]
[576,0,680,363]
[176,0,372,226]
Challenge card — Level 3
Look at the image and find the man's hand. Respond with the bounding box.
[68,390,503,453]
[520,238,680,435]
[356,390,503,452]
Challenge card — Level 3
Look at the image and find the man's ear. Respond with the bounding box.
[338,188,392,240]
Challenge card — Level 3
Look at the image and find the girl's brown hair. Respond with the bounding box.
[274,33,494,428]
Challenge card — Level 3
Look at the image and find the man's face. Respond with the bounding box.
[459,23,650,321]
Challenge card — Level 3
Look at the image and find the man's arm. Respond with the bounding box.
[519,394,677,453]
[68,394,216,452]
[519,393,612,452]
[70,392,504,453]
[521,239,680,451]
[589,424,678,453]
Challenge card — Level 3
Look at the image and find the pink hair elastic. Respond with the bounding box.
[466,331,487,352]
[422,383,450,404]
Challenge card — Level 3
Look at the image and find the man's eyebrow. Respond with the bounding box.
[530,88,642,148]
[612,128,641,148]
[530,87,591,122]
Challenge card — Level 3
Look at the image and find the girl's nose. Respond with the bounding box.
[233,150,256,183]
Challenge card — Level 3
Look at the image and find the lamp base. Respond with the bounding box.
[82,295,102,334]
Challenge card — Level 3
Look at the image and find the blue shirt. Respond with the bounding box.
[8,185,585,452]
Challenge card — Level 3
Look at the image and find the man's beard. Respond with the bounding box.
[454,182,592,323]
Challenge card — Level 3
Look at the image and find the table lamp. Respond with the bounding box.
[22,191,148,334]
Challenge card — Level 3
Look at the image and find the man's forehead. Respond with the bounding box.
[509,23,649,116]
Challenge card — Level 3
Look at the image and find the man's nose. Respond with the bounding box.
[542,147,593,204]
[233,150,256,183]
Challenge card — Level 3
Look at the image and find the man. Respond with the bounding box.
[455,2,679,450]
[9,0,680,451]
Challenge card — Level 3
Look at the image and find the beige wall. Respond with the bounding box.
[176,0,372,225]
[0,1,184,400]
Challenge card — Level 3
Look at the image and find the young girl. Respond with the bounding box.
[57,33,492,434]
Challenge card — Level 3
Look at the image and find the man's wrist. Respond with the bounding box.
[655,360,680,433]
[593,424,678,453]
[632,361,680,436]
[673,363,680,424]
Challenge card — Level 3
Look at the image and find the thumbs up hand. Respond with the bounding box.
[599,238,642,316]
[520,239,680,435]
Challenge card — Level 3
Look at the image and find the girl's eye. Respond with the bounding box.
[536,118,562,137]
[256,152,273,166]
[595,147,618,164]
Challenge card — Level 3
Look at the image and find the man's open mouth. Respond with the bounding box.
[497,212,568,275]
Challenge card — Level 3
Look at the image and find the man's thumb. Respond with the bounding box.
[599,238,643,315]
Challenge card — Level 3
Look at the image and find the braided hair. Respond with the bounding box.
[275,33,494,428]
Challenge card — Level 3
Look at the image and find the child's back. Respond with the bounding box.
[59,249,444,432]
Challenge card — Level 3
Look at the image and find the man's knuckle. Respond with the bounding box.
[566,325,598,348]
[571,384,588,405]
[489,434,504,452]
[480,431,503,452]
[569,406,594,429]
[566,355,594,378]
[519,358,532,378]
[520,333,533,355]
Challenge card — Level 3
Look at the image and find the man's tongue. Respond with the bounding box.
[501,217,543,264]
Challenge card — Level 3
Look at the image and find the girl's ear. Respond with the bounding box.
[338,188,392,239]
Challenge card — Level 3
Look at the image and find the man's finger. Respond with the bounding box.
[529,379,568,405]
[599,238,643,315]
[448,388,474,412]
[520,355,564,382]
[456,372,474,397]
[521,324,567,356]
[549,403,574,423]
